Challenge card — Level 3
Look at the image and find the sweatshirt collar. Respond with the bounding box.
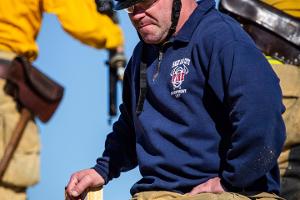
[173,0,216,43]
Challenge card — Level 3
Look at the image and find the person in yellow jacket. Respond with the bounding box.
[260,1,300,200]
[0,0,124,200]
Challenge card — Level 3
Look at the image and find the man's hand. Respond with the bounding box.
[66,169,105,199]
[188,177,225,195]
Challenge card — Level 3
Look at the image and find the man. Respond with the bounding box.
[218,0,300,199]
[66,0,286,199]
[0,0,124,199]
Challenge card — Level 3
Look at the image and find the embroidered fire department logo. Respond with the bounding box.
[171,64,189,89]
[170,58,190,98]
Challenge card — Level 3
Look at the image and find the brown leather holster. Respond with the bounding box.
[219,0,300,66]
[1,56,64,122]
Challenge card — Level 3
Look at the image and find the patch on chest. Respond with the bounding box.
[170,58,190,98]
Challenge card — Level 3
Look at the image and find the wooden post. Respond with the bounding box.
[83,187,103,200]
[65,187,103,200]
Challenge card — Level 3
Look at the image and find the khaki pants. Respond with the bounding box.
[0,185,26,200]
[131,191,283,200]
[0,79,40,200]
[272,64,300,200]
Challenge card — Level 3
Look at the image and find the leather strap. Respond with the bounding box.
[136,44,148,115]
[219,0,300,66]
[0,59,11,79]
[244,23,300,66]
[219,0,300,46]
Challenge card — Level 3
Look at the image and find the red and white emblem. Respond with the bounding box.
[170,64,189,89]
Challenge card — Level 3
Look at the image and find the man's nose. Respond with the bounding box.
[129,7,146,21]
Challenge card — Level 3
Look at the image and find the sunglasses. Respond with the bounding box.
[125,0,159,13]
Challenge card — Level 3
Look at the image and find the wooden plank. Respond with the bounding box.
[65,187,103,200]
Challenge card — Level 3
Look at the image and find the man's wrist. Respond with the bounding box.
[92,165,109,185]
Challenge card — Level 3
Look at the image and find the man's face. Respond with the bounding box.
[128,0,173,44]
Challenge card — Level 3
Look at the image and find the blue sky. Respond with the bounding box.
[27,1,220,199]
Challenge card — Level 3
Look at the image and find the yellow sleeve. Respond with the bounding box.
[43,0,124,49]
[0,0,43,61]
[261,0,300,18]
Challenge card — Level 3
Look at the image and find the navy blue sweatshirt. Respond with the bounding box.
[94,0,286,195]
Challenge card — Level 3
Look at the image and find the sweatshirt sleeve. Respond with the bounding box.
[93,59,137,184]
[213,41,286,188]
[44,0,124,49]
